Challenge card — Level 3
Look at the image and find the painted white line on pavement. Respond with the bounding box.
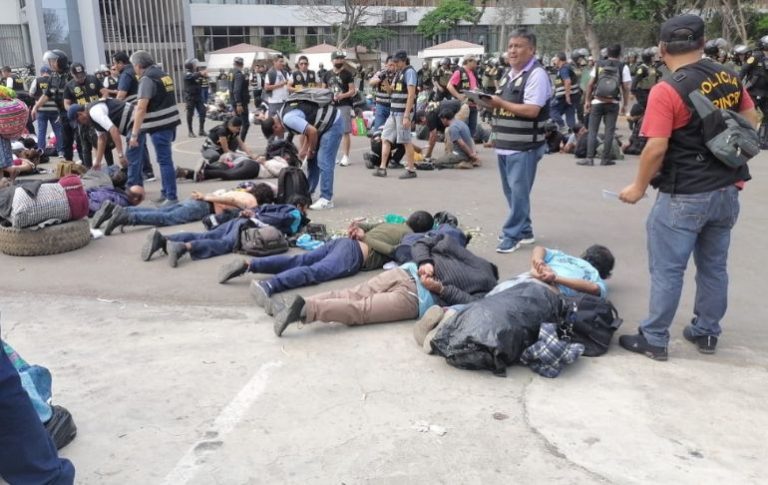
[161,360,283,485]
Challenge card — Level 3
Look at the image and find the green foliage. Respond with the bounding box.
[268,38,299,56]
[348,26,395,50]
[416,0,482,38]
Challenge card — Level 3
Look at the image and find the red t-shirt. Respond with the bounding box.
[449,69,478,90]
[641,82,754,138]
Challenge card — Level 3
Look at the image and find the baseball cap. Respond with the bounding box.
[393,50,408,61]
[660,14,705,43]
[67,104,85,128]
[233,56,244,65]
[40,66,50,74]
[70,63,85,75]
[332,50,346,59]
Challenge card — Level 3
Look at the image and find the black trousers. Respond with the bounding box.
[186,97,205,133]
[203,159,261,181]
[233,106,250,141]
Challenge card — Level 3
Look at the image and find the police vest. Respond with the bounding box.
[553,64,581,98]
[374,70,393,107]
[106,76,118,90]
[492,63,549,152]
[634,63,658,91]
[45,71,71,113]
[744,52,768,94]
[280,99,338,135]
[184,71,202,100]
[656,59,750,194]
[119,65,140,103]
[88,99,135,136]
[8,74,27,94]
[229,69,250,105]
[436,68,452,89]
[292,70,316,88]
[390,65,416,114]
[455,67,471,93]
[34,76,59,113]
[420,69,433,88]
[200,75,209,88]
[140,65,181,133]
[68,75,101,106]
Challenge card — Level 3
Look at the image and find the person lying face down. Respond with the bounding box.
[527,244,614,298]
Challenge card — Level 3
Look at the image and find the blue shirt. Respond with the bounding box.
[117,65,138,95]
[544,249,607,298]
[448,119,474,154]
[282,108,340,135]
[403,67,417,87]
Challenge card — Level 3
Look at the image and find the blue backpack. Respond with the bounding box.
[254,204,303,235]
[393,224,469,264]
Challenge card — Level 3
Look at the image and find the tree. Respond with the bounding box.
[494,0,525,52]
[416,0,482,40]
[299,0,374,49]
[269,38,300,56]
[43,10,66,44]
[348,26,395,51]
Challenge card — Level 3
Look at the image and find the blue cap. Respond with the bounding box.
[67,104,85,128]
[40,66,50,74]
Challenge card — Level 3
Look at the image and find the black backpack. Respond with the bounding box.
[265,139,302,167]
[276,166,311,204]
[560,294,623,357]
[238,225,289,257]
[593,60,623,99]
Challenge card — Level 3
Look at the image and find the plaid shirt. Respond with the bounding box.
[520,323,585,378]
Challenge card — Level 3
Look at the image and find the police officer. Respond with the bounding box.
[101,64,119,98]
[112,50,155,181]
[183,58,207,138]
[417,60,432,93]
[63,63,101,168]
[68,99,135,170]
[740,35,768,146]
[229,56,251,141]
[249,64,264,110]
[703,39,721,61]
[550,52,581,131]
[432,57,453,101]
[732,44,749,68]
[631,50,659,109]
[2,65,35,134]
[289,55,317,91]
[127,50,181,204]
[31,50,76,161]
[29,66,62,153]
[199,65,211,105]
[369,56,395,131]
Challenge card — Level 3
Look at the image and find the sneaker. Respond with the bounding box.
[496,237,521,254]
[619,332,668,361]
[193,159,207,182]
[188,131,196,138]
[338,155,350,167]
[683,325,718,354]
[398,170,417,179]
[141,228,167,261]
[600,160,616,166]
[199,129,207,137]
[519,235,536,245]
[44,405,77,450]
[152,195,167,205]
[413,305,444,347]
[156,198,179,208]
[103,207,129,236]
[144,174,157,182]
[363,152,375,169]
[309,197,334,210]
[167,241,187,268]
[273,295,306,337]
[576,159,594,166]
[218,259,249,284]
[250,280,274,314]
[91,201,116,229]
[373,167,387,177]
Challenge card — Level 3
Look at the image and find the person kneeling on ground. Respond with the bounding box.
[269,230,499,337]
[218,211,436,302]
[201,117,256,164]
[98,182,273,235]
[433,107,479,170]
[142,195,306,268]
[562,123,587,155]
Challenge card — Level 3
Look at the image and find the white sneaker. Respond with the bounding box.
[309,197,334,210]
[338,155,350,167]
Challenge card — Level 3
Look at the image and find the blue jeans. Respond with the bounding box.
[0,335,75,485]
[126,128,177,200]
[249,238,364,294]
[550,93,581,130]
[308,114,343,201]
[126,199,211,227]
[36,111,62,152]
[373,103,390,131]
[497,144,546,241]
[640,186,740,347]
[168,218,247,260]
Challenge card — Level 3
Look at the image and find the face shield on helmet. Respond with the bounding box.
[43,50,69,72]
[759,35,768,50]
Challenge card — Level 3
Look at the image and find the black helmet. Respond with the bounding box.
[184,58,198,71]
[704,40,720,56]
[759,35,768,50]
[43,49,69,72]
[641,52,653,64]
[441,57,451,66]
[734,44,750,55]
[452,57,460,65]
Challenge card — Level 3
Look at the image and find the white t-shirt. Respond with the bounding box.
[89,103,114,132]
[265,69,290,104]
[589,63,632,105]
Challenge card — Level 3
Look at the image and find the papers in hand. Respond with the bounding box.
[602,189,647,201]
[464,90,493,109]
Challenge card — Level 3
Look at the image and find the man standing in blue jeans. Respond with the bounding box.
[127,51,180,205]
[550,52,581,131]
[488,30,551,253]
[1,333,75,484]
[29,66,63,154]
[618,14,757,360]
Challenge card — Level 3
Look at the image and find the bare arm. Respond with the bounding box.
[108,126,126,166]
[446,81,462,100]
[553,275,601,296]
[619,137,668,203]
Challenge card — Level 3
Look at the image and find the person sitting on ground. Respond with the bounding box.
[201,117,257,164]
[142,195,307,268]
[433,107,479,170]
[98,182,272,235]
[268,228,499,337]
[562,123,588,156]
[544,122,565,154]
[217,210,436,303]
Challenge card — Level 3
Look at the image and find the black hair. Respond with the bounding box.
[582,245,615,279]
[663,37,704,55]
[406,210,435,233]
[261,117,275,139]
[385,56,393,63]
[112,51,130,64]
[287,194,311,208]
[607,44,622,58]
[1,66,10,73]
[556,52,567,62]
[251,183,275,204]
[572,122,584,133]
[228,116,243,128]
[438,109,455,120]
[508,29,537,49]
[298,55,308,63]
[414,110,427,122]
